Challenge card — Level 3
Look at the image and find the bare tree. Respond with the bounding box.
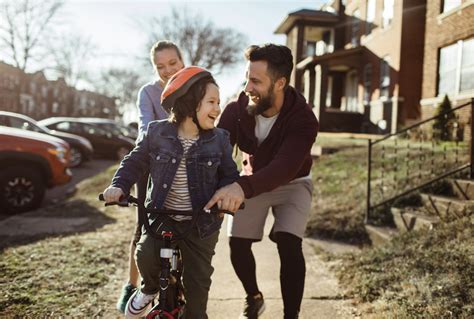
[0,0,63,111]
[0,0,63,72]
[95,67,144,114]
[47,33,97,87]
[146,7,247,74]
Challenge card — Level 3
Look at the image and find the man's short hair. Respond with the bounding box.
[244,44,293,89]
[150,40,183,65]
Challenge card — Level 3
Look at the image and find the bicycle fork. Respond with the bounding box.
[147,232,184,319]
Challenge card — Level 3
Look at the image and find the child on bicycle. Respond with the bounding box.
[102,66,239,319]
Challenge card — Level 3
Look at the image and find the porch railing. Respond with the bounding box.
[366,98,474,223]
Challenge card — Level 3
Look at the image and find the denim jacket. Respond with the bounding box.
[111,120,239,239]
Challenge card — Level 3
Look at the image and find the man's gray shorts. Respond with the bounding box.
[227,177,313,240]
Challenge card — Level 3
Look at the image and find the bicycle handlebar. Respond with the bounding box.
[98,193,242,216]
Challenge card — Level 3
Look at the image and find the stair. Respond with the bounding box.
[391,207,440,233]
[420,193,474,220]
[450,178,474,200]
[365,224,398,247]
[368,178,474,246]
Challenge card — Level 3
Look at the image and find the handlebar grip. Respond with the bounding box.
[98,193,131,207]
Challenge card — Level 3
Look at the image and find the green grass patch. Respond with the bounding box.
[307,140,369,244]
[0,164,135,316]
[335,217,474,318]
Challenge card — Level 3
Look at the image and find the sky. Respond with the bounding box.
[61,0,326,103]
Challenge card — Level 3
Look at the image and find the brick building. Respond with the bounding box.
[276,0,427,134]
[0,61,20,113]
[420,0,473,126]
[0,60,117,120]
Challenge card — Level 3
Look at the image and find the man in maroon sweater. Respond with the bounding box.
[206,44,319,319]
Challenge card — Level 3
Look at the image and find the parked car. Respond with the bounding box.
[78,117,139,140]
[0,127,72,213]
[0,111,93,168]
[38,117,135,160]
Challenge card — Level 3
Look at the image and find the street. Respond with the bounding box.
[43,159,116,206]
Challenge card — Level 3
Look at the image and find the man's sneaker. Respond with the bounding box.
[116,283,136,313]
[125,289,157,319]
[239,294,265,319]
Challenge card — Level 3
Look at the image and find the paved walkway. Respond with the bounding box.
[207,215,357,319]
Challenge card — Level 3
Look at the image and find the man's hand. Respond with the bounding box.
[102,186,125,203]
[205,182,245,213]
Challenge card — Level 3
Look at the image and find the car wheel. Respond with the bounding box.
[116,147,131,160]
[69,147,84,168]
[0,167,45,214]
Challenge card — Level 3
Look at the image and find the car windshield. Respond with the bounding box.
[97,123,123,136]
[8,116,51,134]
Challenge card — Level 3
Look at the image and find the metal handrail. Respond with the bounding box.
[372,101,471,145]
[366,98,474,223]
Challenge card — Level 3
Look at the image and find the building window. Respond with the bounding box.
[363,64,372,104]
[30,82,36,94]
[304,41,317,57]
[366,0,376,35]
[460,39,474,92]
[382,0,394,28]
[351,9,361,47]
[52,102,59,114]
[442,0,462,13]
[439,38,474,96]
[345,70,359,112]
[380,57,390,98]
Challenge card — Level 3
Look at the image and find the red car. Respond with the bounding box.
[0,127,72,213]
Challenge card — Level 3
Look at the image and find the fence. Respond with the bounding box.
[366,99,473,223]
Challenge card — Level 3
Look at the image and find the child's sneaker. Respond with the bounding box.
[125,289,157,319]
[116,283,136,313]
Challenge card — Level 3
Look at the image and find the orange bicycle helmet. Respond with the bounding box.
[161,66,212,113]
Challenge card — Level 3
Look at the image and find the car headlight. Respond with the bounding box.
[48,146,68,163]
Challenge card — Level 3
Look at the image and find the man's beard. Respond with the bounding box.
[246,83,275,116]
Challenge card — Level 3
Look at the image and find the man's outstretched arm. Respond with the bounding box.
[205,182,245,212]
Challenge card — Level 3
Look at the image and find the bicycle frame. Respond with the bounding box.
[99,193,238,319]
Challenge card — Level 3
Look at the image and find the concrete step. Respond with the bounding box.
[421,193,474,221]
[450,179,474,200]
[391,207,440,233]
[365,224,398,247]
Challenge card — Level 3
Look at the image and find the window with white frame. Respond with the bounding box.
[382,0,394,28]
[304,41,317,57]
[442,0,462,13]
[363,64,372,104]
[460,39,474,92]
[438,38,474,96]
[345,70,359,112]
[380,57,390,98]
[366,0,376,35]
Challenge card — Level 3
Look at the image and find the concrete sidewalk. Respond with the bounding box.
[207,215,357,319]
